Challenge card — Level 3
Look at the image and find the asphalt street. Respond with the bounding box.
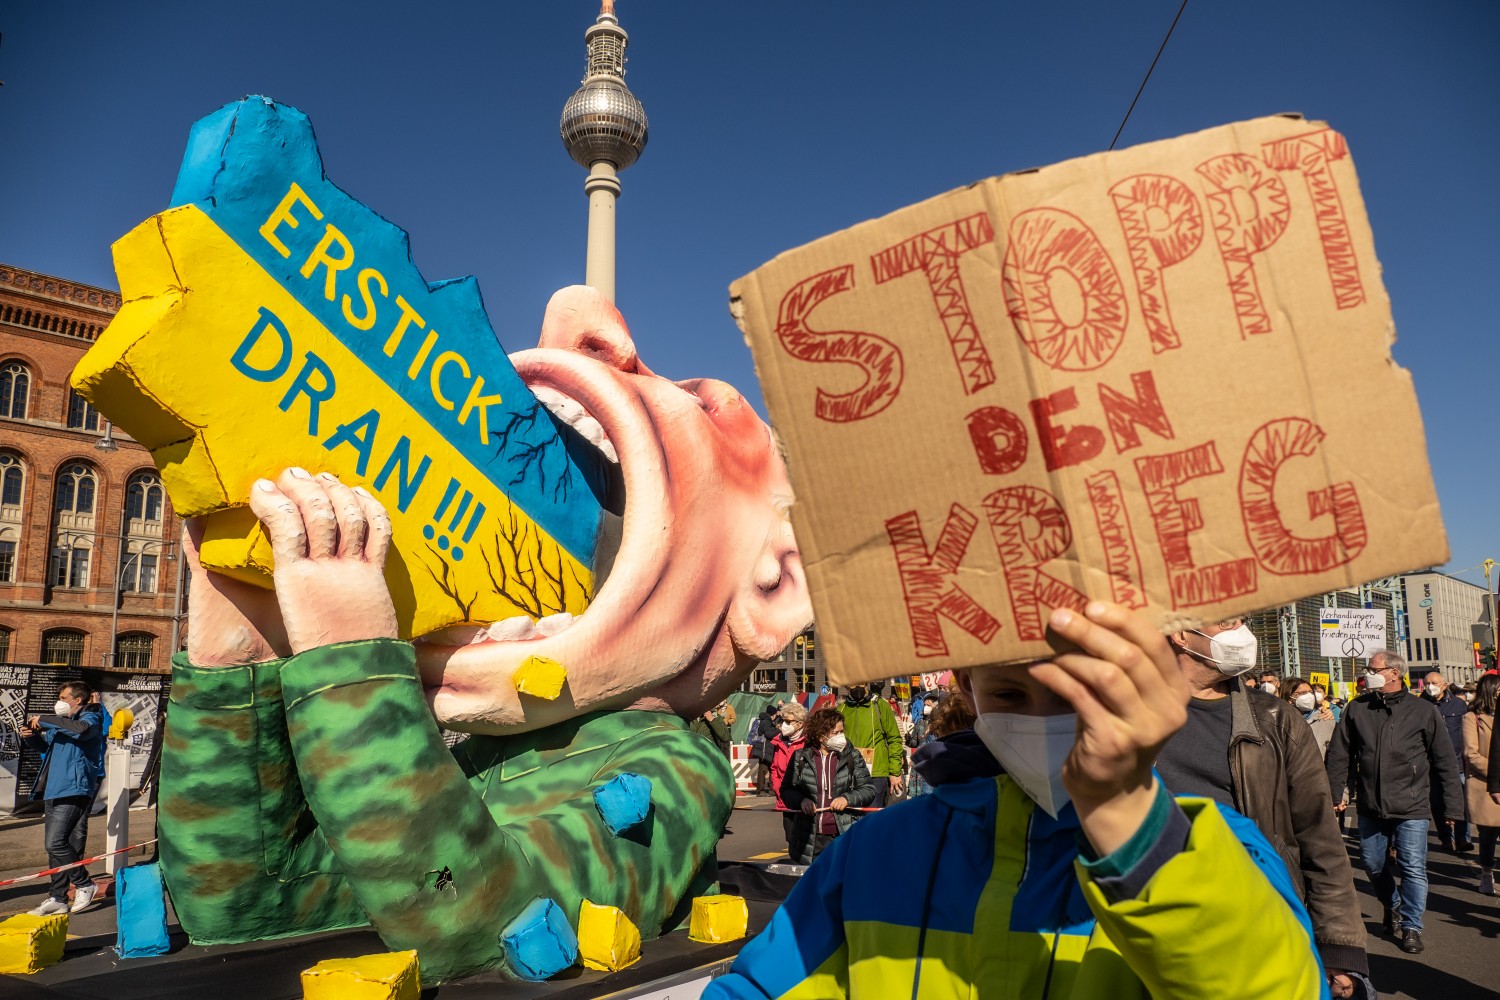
[0,798,1494,997]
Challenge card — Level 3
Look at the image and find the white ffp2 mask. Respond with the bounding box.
[974,712,1077,818]
[1294,693,1317,712]
[825,733,848,753]
[1364,671,1388,691]
[53,700,73,717]
[1188,625,1258,676]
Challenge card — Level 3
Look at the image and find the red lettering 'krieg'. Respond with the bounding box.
[981,486,1089,641]
[1135,441,1258,609]
[1240,417,1367,575]
[1086,470,1147,609]
[886,506,1002,658]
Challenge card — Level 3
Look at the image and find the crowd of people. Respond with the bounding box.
[714,618,1500,1000]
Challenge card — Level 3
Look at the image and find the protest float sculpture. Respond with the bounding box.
[72,97,812,982]
[732,114,1447,685]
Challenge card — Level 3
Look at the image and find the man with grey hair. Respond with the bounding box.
[1326,650,1465,955]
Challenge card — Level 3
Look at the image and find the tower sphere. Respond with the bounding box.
[560,79,648,170]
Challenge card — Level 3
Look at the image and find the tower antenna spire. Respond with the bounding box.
[560,1,648,302]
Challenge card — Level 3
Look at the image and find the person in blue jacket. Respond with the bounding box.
[706,602,1333,999]
[21,680,105,915]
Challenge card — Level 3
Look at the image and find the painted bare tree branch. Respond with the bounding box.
[487,402,575,505]
[422,545,478,621]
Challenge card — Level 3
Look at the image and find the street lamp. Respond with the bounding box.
[1485,560,1498,675]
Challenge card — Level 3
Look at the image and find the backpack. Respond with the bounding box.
[748,717,764,749]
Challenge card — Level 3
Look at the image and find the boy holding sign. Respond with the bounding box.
[705,602,1329,999]
[704,113,1453,999]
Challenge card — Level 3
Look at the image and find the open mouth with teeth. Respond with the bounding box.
[415,346,680,726]
[422,371,627,646]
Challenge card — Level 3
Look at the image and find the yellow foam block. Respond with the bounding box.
[578,899,642,972]
[688,894,748,944]
[301,949,420,1000]
[514,655,568,700]
[0,912,68,975]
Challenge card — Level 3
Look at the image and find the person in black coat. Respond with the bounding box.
[779,708,875,864]
[1422,671,1473,851]
[751,701,783,796]
[1326,652,1464,955]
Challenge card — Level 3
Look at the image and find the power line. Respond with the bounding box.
[1108,0,1190,151]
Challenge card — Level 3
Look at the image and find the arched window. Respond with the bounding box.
[41,629,86,667]
[0,361,29,419]
[54,463,96,515]
[0,627,11,661]
[115,633,155,671]
[0,453,22,507]
[0,453,23,585]
[125,472,164,524]
[66,390,100,431]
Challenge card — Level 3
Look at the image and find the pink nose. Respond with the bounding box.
[539,286,640,373]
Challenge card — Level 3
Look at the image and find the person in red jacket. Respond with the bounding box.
[769,701,807,858]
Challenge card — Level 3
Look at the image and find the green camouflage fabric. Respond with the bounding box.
[159,638,733,982]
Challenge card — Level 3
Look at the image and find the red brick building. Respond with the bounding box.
[1,263,183,673]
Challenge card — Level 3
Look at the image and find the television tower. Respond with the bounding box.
[559,0,648,302]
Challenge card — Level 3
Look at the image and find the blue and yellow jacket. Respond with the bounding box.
[707,733,1327,999]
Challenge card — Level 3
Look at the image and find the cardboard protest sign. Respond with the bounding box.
[73,97,608,637]
[1318,608,1388,659]
[732,115,1447,684]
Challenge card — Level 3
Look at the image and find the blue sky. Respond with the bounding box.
[2,1,1495,587]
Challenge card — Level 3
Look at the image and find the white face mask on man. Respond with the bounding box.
[53,700,75,717]
[973,711,1078,818]
[1364,670,1388,691]
[1186,625,1258,676]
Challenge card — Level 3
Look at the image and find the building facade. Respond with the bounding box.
[1244,579,1404,695]
[1,263,184,674]
[750,626,825,695]
[1401,571,1488,685]
[1244,571,1490,693]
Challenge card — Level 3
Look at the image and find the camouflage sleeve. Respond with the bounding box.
[279,638,733,983]
[157,654,366,944]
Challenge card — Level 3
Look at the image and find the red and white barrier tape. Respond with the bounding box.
[0,840,157,888]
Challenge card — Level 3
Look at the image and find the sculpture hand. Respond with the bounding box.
[248,468,397,654]
[184,517,290,666]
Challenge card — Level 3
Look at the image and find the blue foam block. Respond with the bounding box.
[592,772,653,836]
[500,897,578,981]
[115,863,171,958]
